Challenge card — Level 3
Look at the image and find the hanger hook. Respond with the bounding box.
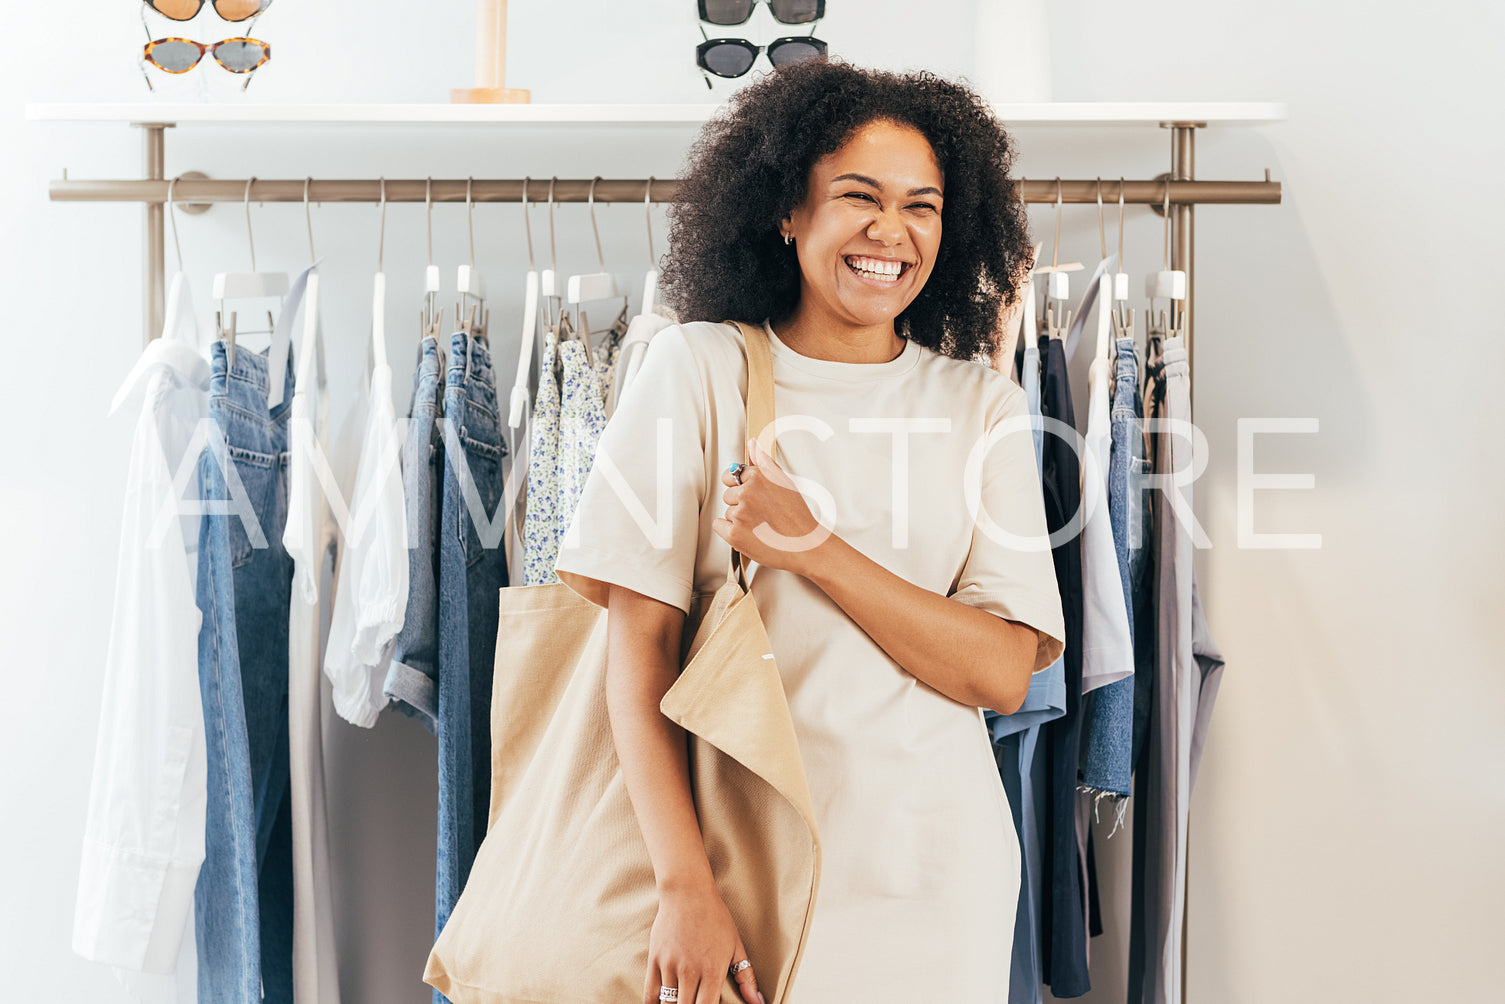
[466,176,476,268]
[1096,178,1107,262]
[377,177,387,273]
[304,176,316,265]
[547,177,558,274]
[644,177,656,266]
[426,177,434,268]
[1117,176,1126,271]
[243,176,257,273]
[588,176,606,271]
[1162,178,1172,271]
[166,174,184,273]
[521,177,537,271]
[1051,177,1063,269]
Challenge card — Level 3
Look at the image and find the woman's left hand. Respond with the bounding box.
[712,437,831,575]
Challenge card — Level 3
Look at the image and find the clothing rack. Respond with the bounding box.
[42,109,1283,1002]
[45,120,1280,381]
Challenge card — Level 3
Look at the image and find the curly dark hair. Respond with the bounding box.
[660,58,1033,362]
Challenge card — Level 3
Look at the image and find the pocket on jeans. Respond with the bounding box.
[226,445,279,568]
[457,433,503,569]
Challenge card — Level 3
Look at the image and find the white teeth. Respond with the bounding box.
[846,256,904,279]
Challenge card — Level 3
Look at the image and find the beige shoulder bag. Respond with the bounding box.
[425,321,821,1004]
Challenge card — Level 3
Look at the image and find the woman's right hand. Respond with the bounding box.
[643,883,765,1004]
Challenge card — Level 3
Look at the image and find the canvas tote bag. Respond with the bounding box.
[425,321,822,1004]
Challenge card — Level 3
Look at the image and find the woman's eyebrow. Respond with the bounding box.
[829,172,943,198]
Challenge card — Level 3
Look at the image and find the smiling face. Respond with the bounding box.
[780,118,944,334]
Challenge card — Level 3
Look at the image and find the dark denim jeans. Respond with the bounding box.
[194,342,295,1003]
[385,336,446,732]
[434,331,509,1003]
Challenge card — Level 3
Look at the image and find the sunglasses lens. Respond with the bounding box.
[699,0,755,25]
[212,0,269,21]
[214,38,268,71]
[147,1,201,20]
[769,0,822,24]
[147,39,203,71]
[767,38,825,66]
[702,42,756,77]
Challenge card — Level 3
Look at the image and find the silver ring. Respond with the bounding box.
[728,462,746,485]
[729,959,752,977]
[659,988,678,1002]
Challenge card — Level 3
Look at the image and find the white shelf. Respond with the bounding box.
[24,101,1287,127]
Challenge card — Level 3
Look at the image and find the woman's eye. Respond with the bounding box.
[845,192,875,203]
[909,202,937,212]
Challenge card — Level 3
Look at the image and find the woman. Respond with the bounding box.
[555,59,1065,1004]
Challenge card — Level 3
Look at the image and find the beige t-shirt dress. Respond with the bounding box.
[554,319,1066,1001]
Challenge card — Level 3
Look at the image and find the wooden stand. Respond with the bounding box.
[451,0,530,104]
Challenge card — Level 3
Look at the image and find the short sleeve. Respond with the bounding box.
[950,382,1067,673]
[555,325,708,614]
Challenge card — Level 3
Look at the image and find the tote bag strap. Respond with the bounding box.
[724,320,779,591]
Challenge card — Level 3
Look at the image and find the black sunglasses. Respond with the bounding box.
[696,35,827,82]
[697,0,825,26]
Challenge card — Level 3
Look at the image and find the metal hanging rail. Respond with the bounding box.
[48,176,1277,206]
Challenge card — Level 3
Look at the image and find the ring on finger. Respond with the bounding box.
[729,959,752,978]
[727,462,746,485]
[658,987,679,1002]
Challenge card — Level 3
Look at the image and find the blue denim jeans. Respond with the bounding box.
[1078,337,1145,799]
[385,336,445,733]
[195,342,295,1004]
[434,332,509,1002]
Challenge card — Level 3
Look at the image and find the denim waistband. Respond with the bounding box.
[208,340,296,448]
[445,331,505,459]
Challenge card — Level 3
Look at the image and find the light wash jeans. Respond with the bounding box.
[194,342,295,1003]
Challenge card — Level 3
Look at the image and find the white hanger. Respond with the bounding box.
[212,176,290,373]
[420,177,444,340]
[374,177,389,365]
[566,177,625,334]
[159,174,197,345]
[510,177,542,430]
[455,177,489,340]
[111,175,209,414]
[539,177,561,310]
[640,177,660,316]
[289,177,327,406]
[1109,177,1136,345]
[1092,180,1116,366]
[1145,179,1187,340]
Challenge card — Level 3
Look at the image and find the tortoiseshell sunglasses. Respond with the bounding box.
[141,37,271,90]
[144,0,272,21]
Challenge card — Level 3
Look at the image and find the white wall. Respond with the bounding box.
[1,2,1498,1002]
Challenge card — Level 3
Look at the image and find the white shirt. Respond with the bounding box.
[323,361,407,727]
[1079,353,1135,694]
[74,336,209,976]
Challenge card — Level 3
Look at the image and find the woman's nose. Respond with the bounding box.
[865,208,904,244]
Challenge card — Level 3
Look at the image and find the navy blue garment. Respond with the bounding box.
[194,341,295,1003]
[1038,335,1089,998]
[434,331,509,1003]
